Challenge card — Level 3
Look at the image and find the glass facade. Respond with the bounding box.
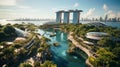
[56,10,82,24]
[72,12,80,24]
[63,12,69,23]
[56,12,62,23]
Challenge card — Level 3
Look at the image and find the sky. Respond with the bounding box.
[0,0,120,19]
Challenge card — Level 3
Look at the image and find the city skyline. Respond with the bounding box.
[0,0,120,19]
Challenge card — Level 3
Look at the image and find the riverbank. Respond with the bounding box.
[68,32,93,67]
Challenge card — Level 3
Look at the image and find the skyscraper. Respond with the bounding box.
[63,11,70,24]
[56,9,82,24]
[72,11,80,24]
[105,15,108,22]
[56,11,62,23]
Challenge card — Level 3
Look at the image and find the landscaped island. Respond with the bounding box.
[60,23,120,67]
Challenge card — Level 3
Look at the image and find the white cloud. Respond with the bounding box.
[117,12,120,17]
[0,0,31,10]
[73,3,79,8]
[17,5,31,9]
[105,10,120,18]
[103,4,108,11]
[107,10,117,18]
[0,11,40,19]
[83,8,95,18]
[51,7,68,12]
[0,0,30,9]
[51,8,58,12]
[103,4,120,18]
[0,0,17,6]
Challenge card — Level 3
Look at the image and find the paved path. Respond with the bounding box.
[37,35,42,39]
[68,33,94,67]
[68,34,92,57]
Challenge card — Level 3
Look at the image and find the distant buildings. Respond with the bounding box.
[99,17,103,22]
[56,9,83,24]
[81,15,120,22]
[105,15,108,22]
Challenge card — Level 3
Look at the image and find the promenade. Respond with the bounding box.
[68,32,93,67]
[68,33,92,57]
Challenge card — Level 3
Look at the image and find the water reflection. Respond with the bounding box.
[56,31,61,41]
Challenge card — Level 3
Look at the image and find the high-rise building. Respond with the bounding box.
[92,18,95,21]
[99,17,103,21]
[72,11,80,24]
[118,18,120,22]
[56,9,82,24]
[105,15,108,22]
[112,17,117,22]
[56,11,62,23]
[63,11,70,24]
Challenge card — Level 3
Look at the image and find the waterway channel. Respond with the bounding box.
[37,29,88,67]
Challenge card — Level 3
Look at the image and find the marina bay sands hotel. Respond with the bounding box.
[56,9,83,24]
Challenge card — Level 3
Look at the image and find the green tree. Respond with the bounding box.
[34,61,41,67]
[0,32,6,41]
[12,44,22,49]
[37,47,44,53]
[41,61,57,67]
[97,37,114,47]
[3,25,16,36]
[19,62,32,67]
[112,47,120,66]
[96,48,115,67]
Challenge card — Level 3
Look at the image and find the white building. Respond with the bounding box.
[86,32,109,40]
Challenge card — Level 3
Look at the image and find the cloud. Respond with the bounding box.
[104,10,118,18]
[0,10,41,19]
[73,3,79,8]
[0,0,30,8]
[0,0,31,10]
[51,8,58,12]
[117,12,120,17]
[103,3,120,18]
[103,4,120,18]
[0,0,17,6]
[51,7,68,12]
[103,4,108,11]
[83,8,95,18]
[107,11,116,18]
[17,5,31,9]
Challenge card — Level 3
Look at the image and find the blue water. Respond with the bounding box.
[80,21,120,28]
[0,20,120,28]
[37,29,87,67]
[101,22,120,28]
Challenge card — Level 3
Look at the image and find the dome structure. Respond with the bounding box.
[86,32,109,40]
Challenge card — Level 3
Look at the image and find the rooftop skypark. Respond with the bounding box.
[56,9,83,24]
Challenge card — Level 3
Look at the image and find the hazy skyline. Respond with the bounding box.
[0,0,120,19]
